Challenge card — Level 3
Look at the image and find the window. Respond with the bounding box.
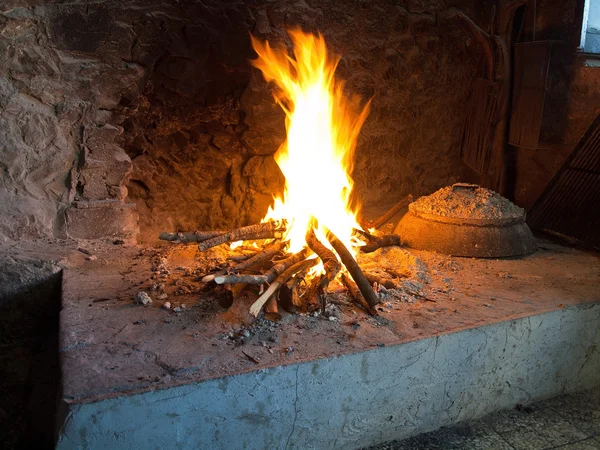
[581,0,600,53]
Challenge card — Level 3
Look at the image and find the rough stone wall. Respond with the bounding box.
[118,0,481,240]
[1,0,484,242]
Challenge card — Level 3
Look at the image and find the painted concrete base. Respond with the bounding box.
[56,303,600,450]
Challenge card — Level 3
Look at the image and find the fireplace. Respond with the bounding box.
[1,0,599,449]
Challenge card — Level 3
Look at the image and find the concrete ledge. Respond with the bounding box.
[57,302,600,450]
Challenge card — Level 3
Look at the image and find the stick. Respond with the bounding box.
[305,226,341,290]
[341,274,377,316]
[249,255,317,317]
[360,234,402,253]
[364,273,397,290]
[202,241,285,283]
[370,194,413,229]
[159,231,226,242]
[325,229,380,308]
[197,221,286,251]
[214,273,269,285]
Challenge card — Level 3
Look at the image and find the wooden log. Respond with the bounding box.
[202,241,285,283]
[249,255,317,317]
[369,194,413,229]
[325,229,380,308]
[360,233,402,253]
[213,273,269,285]
[364,272,397,290]
[159,230,226,242]
[305,226,341,290]
[197,221,286,252]
[341,274,377,316]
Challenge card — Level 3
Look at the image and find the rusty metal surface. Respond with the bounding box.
[527,114,600,249]
[508,41,554,150]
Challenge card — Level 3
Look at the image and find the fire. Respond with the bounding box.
[251,29,370,255]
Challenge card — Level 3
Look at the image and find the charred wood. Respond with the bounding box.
[197,221,286,252]
[306,226,341,291]
[159,230,226,242]
[355,229,402,253]
[202,241,285,283]
[369,194,413,229]
[341,273,377,316]
[325,229,380,308]
[249,255,317,317]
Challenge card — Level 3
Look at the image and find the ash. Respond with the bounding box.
[411,185,525,220]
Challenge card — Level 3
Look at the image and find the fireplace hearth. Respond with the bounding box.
[2,0,600,449]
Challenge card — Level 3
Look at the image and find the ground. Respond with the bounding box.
[366,387,600,450]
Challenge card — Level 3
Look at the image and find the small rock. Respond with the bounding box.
[241,330,251,338]
[135,291,152,305]
[162,301,171,310]
[328,316,337,322]
[113,239,125,245]
[157,293,168,300]
[86,255,98,261]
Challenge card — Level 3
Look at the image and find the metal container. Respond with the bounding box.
[394,185,537,258]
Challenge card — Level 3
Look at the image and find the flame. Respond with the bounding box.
[251,29,370,255]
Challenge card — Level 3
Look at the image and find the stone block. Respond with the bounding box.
[65,202,138,239]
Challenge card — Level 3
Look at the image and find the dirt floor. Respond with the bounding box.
[53,235,600,404]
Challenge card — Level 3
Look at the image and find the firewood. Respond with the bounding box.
[305,226,341,290]
[197,220,286,251]
[364,272,397,290]
[264,296,280,321]
[369,194,413,229]
[249,255,317,317]
[159,230,226,242]
[341,273,377,316]
[214,246,311,286]
[202,241,285,283]
[324,228,380,308]
[358,232,402,253]
[213,273,269,285]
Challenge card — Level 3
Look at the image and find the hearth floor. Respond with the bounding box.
[58,236,600,404]
[365,386,600,450]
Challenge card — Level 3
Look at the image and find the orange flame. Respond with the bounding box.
[251,29,370,255]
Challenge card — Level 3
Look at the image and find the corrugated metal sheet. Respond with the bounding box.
[508,41,554,150]
[527,114,600,248]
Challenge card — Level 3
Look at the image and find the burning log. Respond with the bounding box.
[213,247,311,285]
[197,221,286,252]
[249,255,318,317]
[202,241,285,283]
[369,194,413,229]
[341,273,377,316]
[324,228,380,308]
[305,226,341,291]
[159,230,226,242]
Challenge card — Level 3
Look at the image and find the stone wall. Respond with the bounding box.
[0,0,499,242]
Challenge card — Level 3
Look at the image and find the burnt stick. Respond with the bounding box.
[341,273,377,316]
[197,220,286,252]
[325,228,380,308]
[369,194,413,229]
[159,230,226,242]
[249,255,317,317]
[305,226,341,290]
[202,241,285,283]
